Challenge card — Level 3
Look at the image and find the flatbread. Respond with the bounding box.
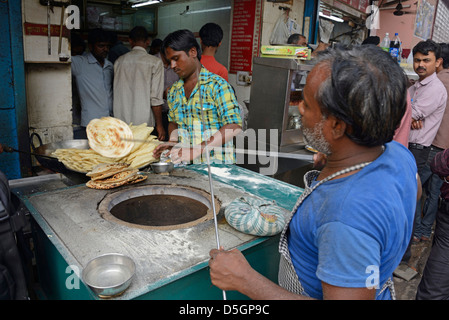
[95,168,139,184]
[86,163,130,177]
[87,117,134,158]
[90,167,132,181]
[86,174,147,190]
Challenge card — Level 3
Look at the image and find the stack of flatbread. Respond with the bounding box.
[52,122,161,173]
[85,163,147,190]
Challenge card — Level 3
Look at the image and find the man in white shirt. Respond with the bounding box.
[113,26,165,140]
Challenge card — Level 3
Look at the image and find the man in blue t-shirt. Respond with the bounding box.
[208,45,418,300]
[288,141,416,299]
[71,28,113,139]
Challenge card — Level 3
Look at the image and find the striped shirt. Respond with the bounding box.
[167,67,242,164]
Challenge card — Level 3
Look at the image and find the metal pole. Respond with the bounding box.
[198,74,226,300]
[47,1,51,55]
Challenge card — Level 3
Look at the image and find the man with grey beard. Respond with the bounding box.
[208,45,419,300]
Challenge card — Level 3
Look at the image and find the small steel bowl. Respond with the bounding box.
[150,161,174,174]
[82,253,135,298]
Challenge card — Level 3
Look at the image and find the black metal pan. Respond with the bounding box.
[30,133,90,183]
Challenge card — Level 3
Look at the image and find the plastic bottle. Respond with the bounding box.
[389,33,401,63]
[380,33,390,52]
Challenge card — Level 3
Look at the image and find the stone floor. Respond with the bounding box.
[394,237,433,300]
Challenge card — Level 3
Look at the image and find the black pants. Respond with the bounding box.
[402,144,432,263]
[73,126,87,140]
[409,143,432,175]
[416,199,449,300]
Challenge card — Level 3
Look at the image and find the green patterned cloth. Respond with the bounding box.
[225,196,289,236]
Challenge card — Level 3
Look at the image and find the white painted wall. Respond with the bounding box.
[22,0,73,145]
[22,0,71,63]
[26,64,72,140]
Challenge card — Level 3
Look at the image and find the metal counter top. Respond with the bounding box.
[12,165,303,300]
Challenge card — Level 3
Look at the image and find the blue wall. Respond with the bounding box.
[0,0,29,180]
[303,0,319,44]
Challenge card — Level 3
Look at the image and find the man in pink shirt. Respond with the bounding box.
[412,43,449,244]
[407,40,447,246]
[199,23,228,81]
[416,44,449,300]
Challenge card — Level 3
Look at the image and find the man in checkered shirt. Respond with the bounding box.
[153,29,242,164]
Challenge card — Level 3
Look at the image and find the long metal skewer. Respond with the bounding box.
[120,139,315,162]
[47,1,51,55]
[197,74,226,301]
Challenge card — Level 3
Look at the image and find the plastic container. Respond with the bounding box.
[380,33,390,52]
[390,33,402,63]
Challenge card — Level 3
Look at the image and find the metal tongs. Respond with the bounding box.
[1,144,57,160]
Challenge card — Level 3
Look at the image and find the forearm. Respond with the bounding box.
[167,123,241,162]
[238,269,314,300]
[167,122,178,142]
[232,264,375,300]
[151,105,164,128]
[209,248,313,300]
[200,123,241,151]
[411,92,443,121]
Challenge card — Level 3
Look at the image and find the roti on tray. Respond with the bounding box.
[95,168,139,184]
[86,174,147,190]
[85,163,146,190]
[86,163,130,180]
[86,117,134,158]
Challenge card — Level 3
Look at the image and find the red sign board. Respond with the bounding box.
[335,0,369,13]
[357,0,369,12]
[350,0,360,10]
[24,22,70,38]
[229,0,262,74]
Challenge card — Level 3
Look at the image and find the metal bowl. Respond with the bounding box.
[82,253,136,298]
[150,161,174,174]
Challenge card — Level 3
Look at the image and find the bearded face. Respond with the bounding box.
[299,115,332,156]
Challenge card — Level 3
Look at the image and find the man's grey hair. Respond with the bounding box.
[313,45,408,147]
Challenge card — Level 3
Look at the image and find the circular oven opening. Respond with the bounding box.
[98,184,220,230]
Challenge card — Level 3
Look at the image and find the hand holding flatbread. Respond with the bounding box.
[87,117,134,158]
